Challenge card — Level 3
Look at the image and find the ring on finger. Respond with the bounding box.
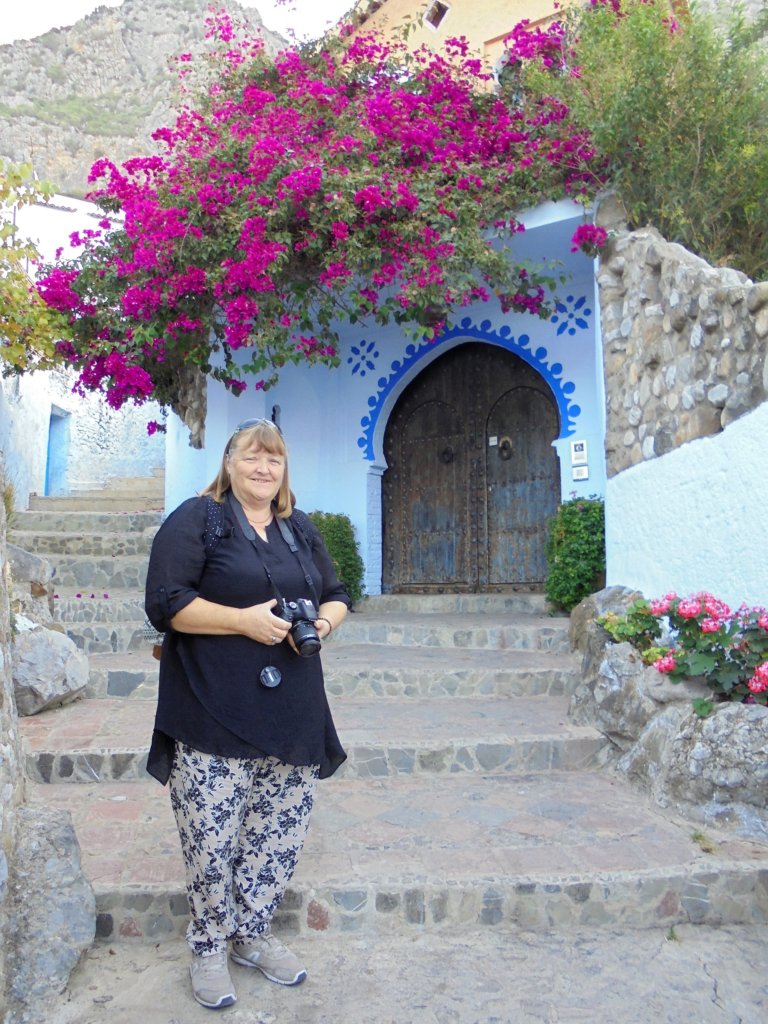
[270,635,278,644]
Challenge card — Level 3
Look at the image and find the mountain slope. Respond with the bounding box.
[0,0,286,197]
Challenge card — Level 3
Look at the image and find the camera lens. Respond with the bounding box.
[260,666,282,688]
[291,621,321,657]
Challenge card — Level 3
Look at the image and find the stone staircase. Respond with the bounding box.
[15,483,768,944]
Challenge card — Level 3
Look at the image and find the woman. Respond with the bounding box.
[144,418,350,1010]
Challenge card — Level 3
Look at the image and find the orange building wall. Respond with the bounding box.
[349,0,574,68]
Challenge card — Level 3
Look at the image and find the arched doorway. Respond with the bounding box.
[382,343,561,591]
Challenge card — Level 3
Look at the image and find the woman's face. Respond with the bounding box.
[227,442,285,509]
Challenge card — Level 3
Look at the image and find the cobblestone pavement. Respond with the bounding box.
[48,924,768,1024]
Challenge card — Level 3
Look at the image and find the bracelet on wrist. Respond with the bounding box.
[317,616,333,634]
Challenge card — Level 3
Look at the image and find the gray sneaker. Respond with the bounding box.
[189,950,237,1009]
[231,930,307,986]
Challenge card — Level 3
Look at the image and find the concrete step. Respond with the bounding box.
[11,529,157,558]
[28,494,164,512]
[339,610,571,653]
[12,510,163,533]
[85,645,581,701]
[77,473,165,498]
[51,554,149,590]
[87,650,160,699]
[20,695,607,784]
[25,772,768,941]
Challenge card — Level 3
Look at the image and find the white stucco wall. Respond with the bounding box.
[605,401,768,610]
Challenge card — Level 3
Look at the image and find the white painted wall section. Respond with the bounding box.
[606,401,768,610]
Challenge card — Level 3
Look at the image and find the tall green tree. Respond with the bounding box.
[0,162,67,371]
[507,0,768,280]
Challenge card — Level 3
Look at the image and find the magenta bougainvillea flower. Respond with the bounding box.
[36,7,606,429]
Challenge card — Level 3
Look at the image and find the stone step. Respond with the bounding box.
[28,494,164,512]
[54,590,146,624]
[64,605,570,656]
[19,696,607,783]
[51,554,149,590]
[359,593,551,614]
[25,773,768,941]
[85,645,581,701]
[339,610,571,652]
[11,529,157,557]
[61,620,145,655]
[12,510,163,533]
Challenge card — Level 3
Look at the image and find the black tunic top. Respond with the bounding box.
[144,494,350,783]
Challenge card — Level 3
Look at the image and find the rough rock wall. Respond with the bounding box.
[597,226,768,477]
[0,0,286,197]
[0,462,25,1007]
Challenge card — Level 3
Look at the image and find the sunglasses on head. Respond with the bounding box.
[231,417,282,436]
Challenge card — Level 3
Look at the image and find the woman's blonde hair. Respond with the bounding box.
[200,419,294,517]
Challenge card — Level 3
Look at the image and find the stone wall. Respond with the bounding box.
[0,462,25,1007]
[597,225,768,478]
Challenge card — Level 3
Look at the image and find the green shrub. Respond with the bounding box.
[309,511,365,606]
[544,497,605,612]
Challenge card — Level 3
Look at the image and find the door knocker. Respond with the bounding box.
[498,435,513,461]
[439,445,455,464]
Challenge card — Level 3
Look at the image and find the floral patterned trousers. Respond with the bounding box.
[169,742,319,956]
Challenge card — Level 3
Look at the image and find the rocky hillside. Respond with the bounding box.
[0,0,286,197]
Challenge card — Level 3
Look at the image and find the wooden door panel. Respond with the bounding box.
[383,344,560,591]
[400,400,471,586]
[486,387,560,584]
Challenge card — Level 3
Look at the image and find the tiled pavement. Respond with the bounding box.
[14,494,768,949]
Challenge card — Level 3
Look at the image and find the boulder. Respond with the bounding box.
[12,622,88,716]
[7,545,54,627]
[6,804,95,1024]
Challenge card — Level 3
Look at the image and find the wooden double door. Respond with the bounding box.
[382,344,561,592]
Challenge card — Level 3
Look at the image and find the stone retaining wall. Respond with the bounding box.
[597,224,768,478]
[0,463,25,1007]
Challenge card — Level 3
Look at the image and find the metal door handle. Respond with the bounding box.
[498,437,513,460]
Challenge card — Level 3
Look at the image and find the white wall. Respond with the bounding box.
[606,402,768,610]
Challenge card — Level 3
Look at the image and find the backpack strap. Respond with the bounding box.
[204,496,228,554]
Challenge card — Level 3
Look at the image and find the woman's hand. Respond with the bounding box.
[237,599,291,647]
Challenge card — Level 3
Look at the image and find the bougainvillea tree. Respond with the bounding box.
[36,8,603,444]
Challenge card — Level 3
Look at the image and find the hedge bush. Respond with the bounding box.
[309,511,365,606]
[544,497,605,613]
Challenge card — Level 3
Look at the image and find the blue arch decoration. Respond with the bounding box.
[357,317,581,460]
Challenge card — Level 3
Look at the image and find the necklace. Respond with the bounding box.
[247,512,273,527]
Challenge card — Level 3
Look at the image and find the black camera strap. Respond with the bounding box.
[226,492,321,610]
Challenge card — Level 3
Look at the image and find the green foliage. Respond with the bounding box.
[598,599,661,651]
[308,511,365,606]
[0,160,68,372]
[515,0,768,280]
[544,497,605,612]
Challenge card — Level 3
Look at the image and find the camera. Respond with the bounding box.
[275,598,321,657]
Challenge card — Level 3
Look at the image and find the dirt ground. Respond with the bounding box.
[42,923,768,1024]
